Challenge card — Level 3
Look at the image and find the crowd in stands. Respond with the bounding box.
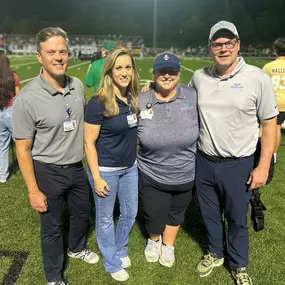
[182,44,274,57]
[0,33,275,58]
[0,34,144,58]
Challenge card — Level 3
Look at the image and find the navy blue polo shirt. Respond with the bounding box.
[84,95,137,167]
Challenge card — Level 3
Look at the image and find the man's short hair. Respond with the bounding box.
[273,38,285,56]
[36,27,69,52]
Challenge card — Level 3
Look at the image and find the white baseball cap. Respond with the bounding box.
[209,20,239,42]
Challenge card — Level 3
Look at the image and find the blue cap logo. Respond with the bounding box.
[164,54,169,61]
[153,53,180,72]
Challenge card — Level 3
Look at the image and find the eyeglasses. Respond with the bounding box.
[157,68,180,76]
[210,39,238,51]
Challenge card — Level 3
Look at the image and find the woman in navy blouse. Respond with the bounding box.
[84,48,139,282]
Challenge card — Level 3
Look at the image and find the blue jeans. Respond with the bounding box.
[0,107,13,181]
[87,164,138,273]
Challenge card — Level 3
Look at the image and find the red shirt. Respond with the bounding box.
[7,72,20,107]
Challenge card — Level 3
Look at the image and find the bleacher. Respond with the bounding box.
[0,34,145,60]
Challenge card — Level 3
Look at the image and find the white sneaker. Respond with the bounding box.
[111,269,129,281]
[47,281,65,285]
[144,236,162,262]
[159,244,175,267]
[67,248,99,264]
[120,255,131,268]
[0,179,7,183]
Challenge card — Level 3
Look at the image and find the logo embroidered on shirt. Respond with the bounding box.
[230,82,244,89]
[74,95,83,103]
[180,103,193,111]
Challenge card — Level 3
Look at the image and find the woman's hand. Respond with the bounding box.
[94,177,110,197]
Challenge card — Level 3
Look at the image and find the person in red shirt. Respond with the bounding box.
[0,53,20,183]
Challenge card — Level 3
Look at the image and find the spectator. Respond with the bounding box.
[262,37,285,163]
[84,40,117,92]
[0,53,20,183]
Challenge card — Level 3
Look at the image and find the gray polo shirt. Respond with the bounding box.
[12,73,85,164]
[137,84,199,185]
[190,57,278,158]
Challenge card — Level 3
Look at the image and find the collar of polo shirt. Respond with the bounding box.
[38,70,75,96]
[209,57,246,79]
[151,84,183,105]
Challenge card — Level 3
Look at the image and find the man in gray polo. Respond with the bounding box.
[191,21,277,285]
[12,27,99,285]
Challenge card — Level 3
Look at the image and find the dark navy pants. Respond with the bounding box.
[34,160,91,282]
[195,151,255,269]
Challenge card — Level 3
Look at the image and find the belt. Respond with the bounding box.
[35,160,82,169]
[199,150,241,163]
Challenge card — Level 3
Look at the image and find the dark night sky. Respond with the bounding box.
[1,0,153,24]
[2,0,285,46]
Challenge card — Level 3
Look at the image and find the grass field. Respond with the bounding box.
[1,56,284,285]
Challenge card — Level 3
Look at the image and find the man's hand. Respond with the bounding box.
[15,139,47,212]
[94,177,110,198]
[29,188,48,212]
[141,82,152,92]
[247,166,269,190]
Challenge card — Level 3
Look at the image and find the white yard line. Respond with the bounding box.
[9,56,35,60]
[11,61,39,68]
[196,58,212,63]
[139,79,152,86]
[20,62,89,84]
[181,65,195,73]
[21,77,36,83]
[67,62,89,69]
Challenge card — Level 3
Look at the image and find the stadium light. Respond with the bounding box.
[153,0,157,49]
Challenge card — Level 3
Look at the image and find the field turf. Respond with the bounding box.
[0,56,284,285]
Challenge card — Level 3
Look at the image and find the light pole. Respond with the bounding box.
[153,0,157,49]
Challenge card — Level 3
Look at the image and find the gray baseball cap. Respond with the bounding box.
[209,20,239,42]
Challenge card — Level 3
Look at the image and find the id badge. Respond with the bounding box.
[140,109,154,120]
[127,113,138,128]
[63,120,76,132]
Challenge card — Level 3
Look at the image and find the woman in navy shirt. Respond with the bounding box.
[84,48,139,282]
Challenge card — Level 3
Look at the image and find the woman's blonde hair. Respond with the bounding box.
[96,48,139,117]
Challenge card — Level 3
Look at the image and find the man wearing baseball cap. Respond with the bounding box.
[84,40,117,92]
[191,21,277,284]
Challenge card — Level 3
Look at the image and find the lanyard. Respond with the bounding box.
[61,94,72,121]
[127,93,133,114]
